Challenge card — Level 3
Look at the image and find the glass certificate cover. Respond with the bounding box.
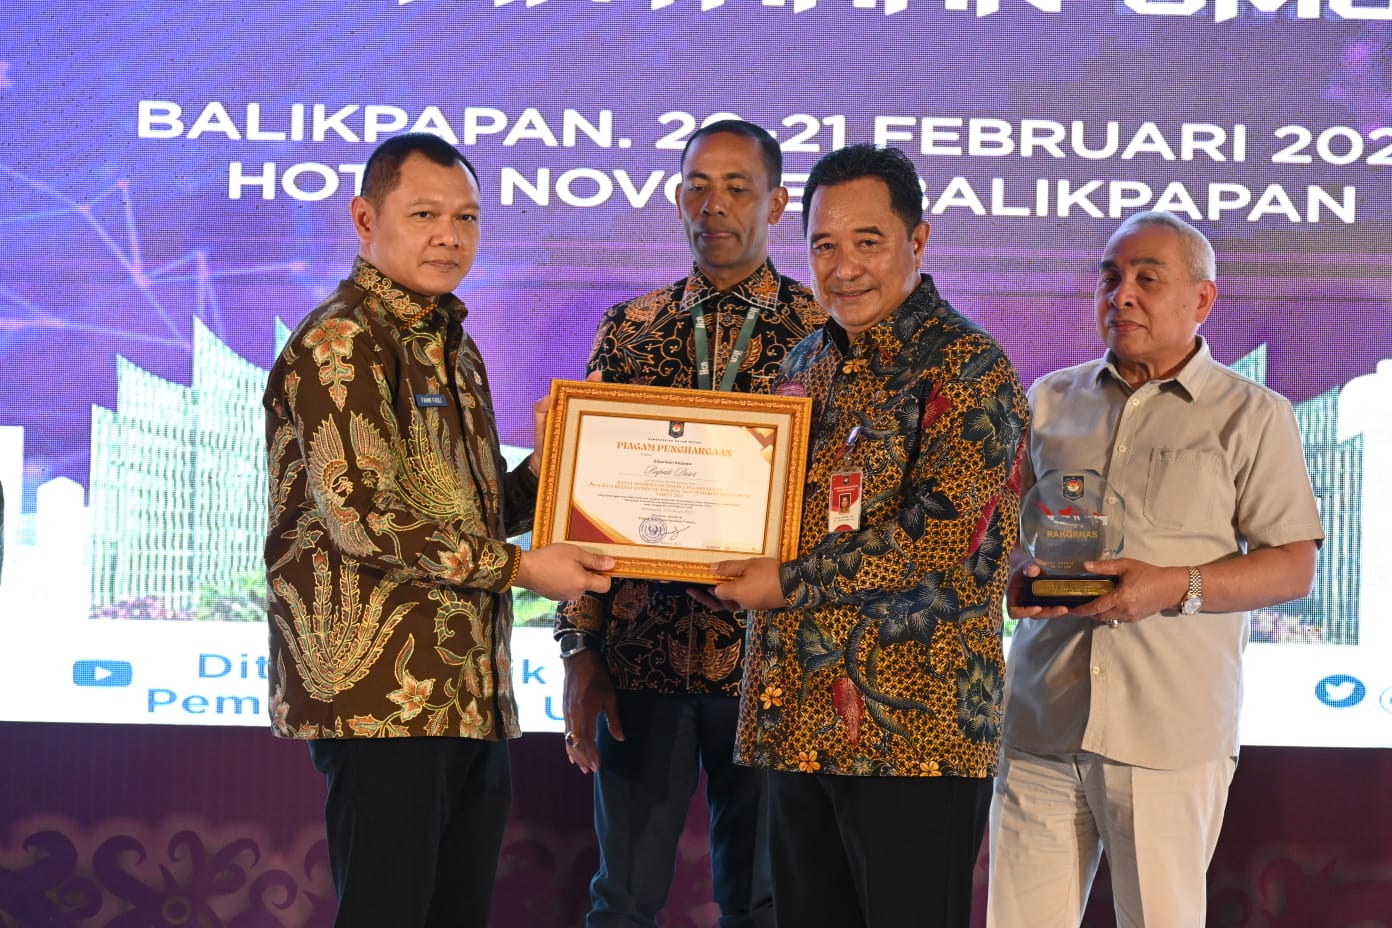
[532,380,812,583]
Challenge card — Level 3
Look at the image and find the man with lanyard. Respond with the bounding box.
[554,119,824,927]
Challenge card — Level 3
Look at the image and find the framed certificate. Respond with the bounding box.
[532,380,812,583]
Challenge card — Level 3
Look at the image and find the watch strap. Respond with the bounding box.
[1182,566,1203,612]
[557,629,598,658]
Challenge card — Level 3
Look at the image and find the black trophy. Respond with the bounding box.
[1017,469,1126,607]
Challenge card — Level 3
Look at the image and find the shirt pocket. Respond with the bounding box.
[1143,448,1232,531]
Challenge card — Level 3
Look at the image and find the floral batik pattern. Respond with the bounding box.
[735,274,1028,778]
[265,257,536,741]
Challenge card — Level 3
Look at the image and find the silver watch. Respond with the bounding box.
[557,630,597,659]
[1179,566,1204,615]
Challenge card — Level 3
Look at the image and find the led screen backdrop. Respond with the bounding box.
[0,0,1389,746]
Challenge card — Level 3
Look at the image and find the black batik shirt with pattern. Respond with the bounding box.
[555,260,825,696]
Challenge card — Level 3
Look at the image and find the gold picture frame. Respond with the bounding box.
[532,379,812,583]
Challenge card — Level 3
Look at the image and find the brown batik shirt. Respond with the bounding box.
[264,257,536,741]
[554,260,824,696]
[736,275,1029,777]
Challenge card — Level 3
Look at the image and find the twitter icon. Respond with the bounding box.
[1314,674,1366,709]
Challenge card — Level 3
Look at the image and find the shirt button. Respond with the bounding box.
[1092,666,1102,675]
[1107,495,1118,505]
[1116,444,1127,454]
[1130,398,1141,407]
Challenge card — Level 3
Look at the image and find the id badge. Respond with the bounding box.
[828,470,863,533]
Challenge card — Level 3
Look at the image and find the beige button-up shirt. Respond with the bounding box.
[1003,338,1324,769]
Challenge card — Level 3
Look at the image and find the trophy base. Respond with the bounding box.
[1019,576,1116,608]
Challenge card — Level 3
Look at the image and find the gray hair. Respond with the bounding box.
[1111,211,1216,283]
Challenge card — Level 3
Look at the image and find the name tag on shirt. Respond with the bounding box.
[828,470,863,533]
[414,393,449,408]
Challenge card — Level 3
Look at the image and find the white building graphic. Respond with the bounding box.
[88,318,265,618]
[0,426,24,584]
[1231,347,1363,646]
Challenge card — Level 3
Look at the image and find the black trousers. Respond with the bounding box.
[766,770,991,928]
[309,737,511,928]
[588,691,772,927]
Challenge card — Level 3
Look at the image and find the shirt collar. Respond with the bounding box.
[1096,335,1215,401]
[679,259,783,319]
[350,256,467,328]
[822,273,942,355]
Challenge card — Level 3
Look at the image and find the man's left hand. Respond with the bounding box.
[530,372,605,476]
[711,557,785,610]
[1070,558,1189,625]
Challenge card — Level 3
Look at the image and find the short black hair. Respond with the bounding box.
[802,144,922,236]
[680,119,783,190]
[360,133,479,205]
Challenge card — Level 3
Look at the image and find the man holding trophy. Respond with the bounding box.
[988,211,1325,928]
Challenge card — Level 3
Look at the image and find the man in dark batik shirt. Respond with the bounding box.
[554,120,824,927]
[265,133,613,928]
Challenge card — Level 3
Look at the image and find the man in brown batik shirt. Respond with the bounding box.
[264,133,612,928]
[553,120,823,927]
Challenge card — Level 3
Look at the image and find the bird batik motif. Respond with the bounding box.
[265,257,530,741]
[271,552,414,703]
[669,610,742,683]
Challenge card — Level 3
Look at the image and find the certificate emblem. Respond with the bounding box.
[668,421,685,439]
[639,516,668,544]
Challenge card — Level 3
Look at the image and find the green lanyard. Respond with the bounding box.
[691,295,762,392]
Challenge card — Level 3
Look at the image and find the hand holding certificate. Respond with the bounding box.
[532,380,812,583]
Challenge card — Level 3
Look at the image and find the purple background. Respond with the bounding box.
[3,5,1391,501]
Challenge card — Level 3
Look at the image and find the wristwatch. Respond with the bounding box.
[1179,566,1204,615]
[557,630,597,659]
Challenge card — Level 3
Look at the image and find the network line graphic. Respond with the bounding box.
[0,164,305,620]
[0,163,305,348]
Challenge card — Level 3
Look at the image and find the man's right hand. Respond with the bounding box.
[562,649,623,773]
[516,544,614,601]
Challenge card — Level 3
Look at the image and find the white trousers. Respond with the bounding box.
[986,746,1235,928]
